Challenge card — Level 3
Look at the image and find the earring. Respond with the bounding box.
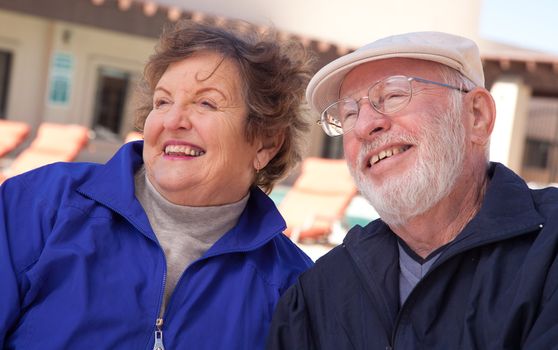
[255,158,261,174]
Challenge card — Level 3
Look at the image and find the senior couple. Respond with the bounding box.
[1,19,557,349]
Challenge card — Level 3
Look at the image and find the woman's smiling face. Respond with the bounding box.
[142,50,260,206]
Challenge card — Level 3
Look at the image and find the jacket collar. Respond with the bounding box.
[445,162,545,254]
[77,141,286,253]
[340,162,545,327]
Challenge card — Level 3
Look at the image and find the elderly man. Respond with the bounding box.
[266,32,558,349]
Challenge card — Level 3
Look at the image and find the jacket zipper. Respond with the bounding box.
[146,226,286,350]
[152,246,167,350]
[76,190,288,349]
[153,318,165,350]
[76,189,171,350]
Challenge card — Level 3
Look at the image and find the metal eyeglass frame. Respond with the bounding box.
[317,75,470,137]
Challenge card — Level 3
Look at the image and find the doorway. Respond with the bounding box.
[0,50,12,118]
[92,66,130,138]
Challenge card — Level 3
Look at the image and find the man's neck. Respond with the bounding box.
[389,166,489,258]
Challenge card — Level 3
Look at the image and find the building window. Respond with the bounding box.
[93,67,130,137]
[0,50,12,118]
[521,97,558,184]
[523,139,550,169]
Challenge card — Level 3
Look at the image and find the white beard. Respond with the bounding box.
[349,105,466,226]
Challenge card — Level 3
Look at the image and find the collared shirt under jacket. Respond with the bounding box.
[0,141,313,349]
[267,163,558,349]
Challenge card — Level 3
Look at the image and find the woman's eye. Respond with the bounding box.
[153,99,170,109]
[197,99,218,111]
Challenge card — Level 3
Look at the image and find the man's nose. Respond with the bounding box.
[352,100,391,139]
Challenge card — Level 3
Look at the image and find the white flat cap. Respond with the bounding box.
[306,31,484,115]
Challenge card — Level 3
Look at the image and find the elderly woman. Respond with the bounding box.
[0,20,313,349]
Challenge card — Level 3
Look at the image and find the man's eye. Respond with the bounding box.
[384,92,406,99]
[342,111,358,121]
[383,89,409,101]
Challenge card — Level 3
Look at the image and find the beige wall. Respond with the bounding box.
[489,76,530,172]
[0,10,50,126]
[44,22,155,131]
[0,9,155,136]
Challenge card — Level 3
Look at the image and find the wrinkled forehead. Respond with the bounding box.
[162,51,245,99]
[339,58,447,98]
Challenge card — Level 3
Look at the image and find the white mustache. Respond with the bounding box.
[357,132,419,168]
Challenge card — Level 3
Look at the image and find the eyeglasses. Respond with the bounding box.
[317,75,470,137]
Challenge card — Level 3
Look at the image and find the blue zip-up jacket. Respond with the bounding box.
[0,141,313,349]
[267,163,558,349]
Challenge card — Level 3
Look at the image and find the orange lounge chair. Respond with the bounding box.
[3,122,90,178]
[279,157,357,242]
[0,120,31,158]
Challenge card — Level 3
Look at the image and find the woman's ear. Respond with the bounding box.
[465,87,496,147]
[253,131,285,171]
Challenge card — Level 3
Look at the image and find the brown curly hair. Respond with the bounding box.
[135,20,314,193]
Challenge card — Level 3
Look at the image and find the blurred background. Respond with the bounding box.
[1,0,557,258]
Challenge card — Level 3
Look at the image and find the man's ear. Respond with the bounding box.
[253,131,285,171]
[465,87,496,147]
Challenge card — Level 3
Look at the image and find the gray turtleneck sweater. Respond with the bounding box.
[134,166,249,312]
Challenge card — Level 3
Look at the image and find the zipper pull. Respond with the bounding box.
[153,318,165,350]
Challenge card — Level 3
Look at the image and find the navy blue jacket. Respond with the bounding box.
[0,141,313,349]
[267,163,558,349]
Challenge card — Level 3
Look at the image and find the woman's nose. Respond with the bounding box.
[162,104,193,130]
[352,102,391,139]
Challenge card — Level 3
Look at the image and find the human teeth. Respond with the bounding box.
[165,145,205,156]
[370,146,409,165]
[379,150,386,160]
